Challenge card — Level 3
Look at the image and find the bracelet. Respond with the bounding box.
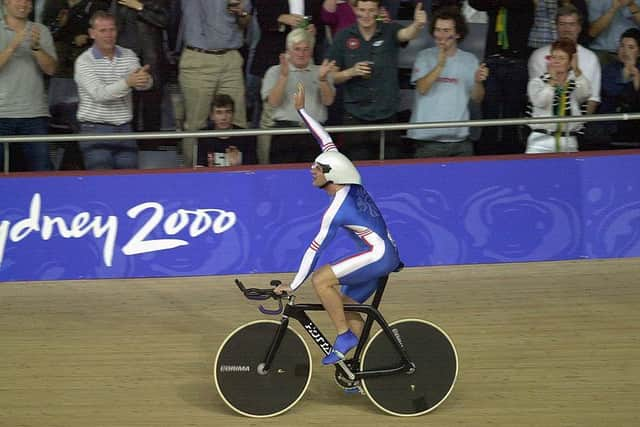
[318,78,327,82]
[31,47,41,51]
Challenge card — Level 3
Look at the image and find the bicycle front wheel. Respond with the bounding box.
[214,320,312,417]
[361,319,458,416]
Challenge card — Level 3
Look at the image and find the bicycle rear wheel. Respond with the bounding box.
[214,320,312,417]
[360,319,458,416]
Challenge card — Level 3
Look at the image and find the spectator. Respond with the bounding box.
[1,0,57,171]
[250,0,323,165]
[528,0,557,53]
[321,0,356,131]
[179,0,252,167]
[321,0,392,36]
[42,0,109,169]
[559,0,589,46]
[42,0,108,78]
[588,0,640,65]
[407,6,488,157]
[526,39,591,153]
[197,94,257,167]
[262,28,335,163]
[253,0,323,74]
[599,28,640,145]
[322,0,356,37]
[74,10,152,169]
[321,0,404,36]
[327,0,427,160]
[468,0,534,155]
[529,4,600,115]
[113,0,169,141]
[321,0,392,130]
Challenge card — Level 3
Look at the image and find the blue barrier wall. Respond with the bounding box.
[1,153,639,282]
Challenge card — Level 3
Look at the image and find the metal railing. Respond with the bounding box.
[3,113,640,173]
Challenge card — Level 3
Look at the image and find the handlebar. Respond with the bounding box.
[234,279,287,315]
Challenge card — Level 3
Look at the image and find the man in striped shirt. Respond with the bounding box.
[74,10,152,169]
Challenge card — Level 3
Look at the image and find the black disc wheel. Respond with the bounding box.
[361,319,458,416]
[214,320,312,417]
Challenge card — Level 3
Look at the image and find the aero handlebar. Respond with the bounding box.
[234,279,287,315]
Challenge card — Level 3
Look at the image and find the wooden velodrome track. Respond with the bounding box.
[1,258,639,426]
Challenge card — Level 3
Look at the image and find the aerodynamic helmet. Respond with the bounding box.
[313,151,361,185]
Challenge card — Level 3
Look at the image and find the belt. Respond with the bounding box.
[185,45,232,55]
[532,128,581,137]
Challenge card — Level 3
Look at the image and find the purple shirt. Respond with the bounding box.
[321,2,356,36]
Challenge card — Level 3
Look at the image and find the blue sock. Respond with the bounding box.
[322,330,359,365]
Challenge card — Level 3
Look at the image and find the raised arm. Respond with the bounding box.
[397,2,427,42]
[295,83,337,152]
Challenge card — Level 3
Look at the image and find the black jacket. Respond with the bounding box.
[468,0,534,59]
[114,0,169,83]
[42,0,111,77]
[250,0,323,77]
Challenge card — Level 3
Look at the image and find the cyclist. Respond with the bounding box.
[274,83,401,365]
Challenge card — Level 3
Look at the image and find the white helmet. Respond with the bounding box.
[314,151,361,185]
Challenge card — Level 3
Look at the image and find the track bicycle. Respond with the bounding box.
[214,266,458,417]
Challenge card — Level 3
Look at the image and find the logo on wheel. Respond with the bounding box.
[220,365,251,373]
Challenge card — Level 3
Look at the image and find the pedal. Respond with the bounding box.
[342,384,366,395]
[334,364,365,395]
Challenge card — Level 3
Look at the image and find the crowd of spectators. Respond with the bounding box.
[2,0,640,172]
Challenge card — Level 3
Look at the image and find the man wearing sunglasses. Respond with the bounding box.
[274,83,401,366]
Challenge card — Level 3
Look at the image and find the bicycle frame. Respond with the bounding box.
[260,276,416,381]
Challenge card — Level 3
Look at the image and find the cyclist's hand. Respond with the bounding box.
[273,284,292,295]
[294,82,305,110]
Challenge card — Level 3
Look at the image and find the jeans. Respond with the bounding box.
[78,122,138,170]
[0,117,51,171]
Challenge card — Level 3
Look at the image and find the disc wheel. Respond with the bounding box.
[360,319,458,416]
[214,320,312,417]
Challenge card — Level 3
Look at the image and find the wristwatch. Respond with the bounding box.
[239,11,248,17]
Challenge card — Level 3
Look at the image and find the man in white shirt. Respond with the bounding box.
[528,4,601,114]
[262,28,335,163]
[74,10,152,169]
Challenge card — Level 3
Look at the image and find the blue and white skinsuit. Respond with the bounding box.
[289,108,401,303]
